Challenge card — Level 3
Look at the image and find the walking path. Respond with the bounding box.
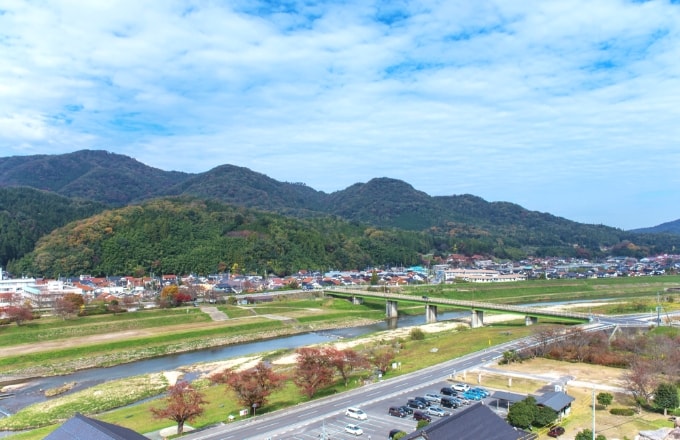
[199,307,228,321]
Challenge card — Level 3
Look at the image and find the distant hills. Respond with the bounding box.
[1,149,679,276]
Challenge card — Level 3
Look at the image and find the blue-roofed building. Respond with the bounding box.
[44,413,148,440]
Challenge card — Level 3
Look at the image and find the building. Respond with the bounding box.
[44,413,148,440]
[403,403,535,440]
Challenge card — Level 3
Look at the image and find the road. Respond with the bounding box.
[181,312,675,440]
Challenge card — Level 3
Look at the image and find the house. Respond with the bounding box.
[535,391,575,419]
[44,413,148,440]
[402,403,535,440]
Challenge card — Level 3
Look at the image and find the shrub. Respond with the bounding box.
[610,407,636,416]
[597,392,613,407]
[409,328,425,340]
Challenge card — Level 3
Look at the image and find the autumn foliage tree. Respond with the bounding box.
[368,345,396,375]
[294,347,335,398]
[54,293,84,319]
[322,346,368,387]
[211,361,284,415]
[2,303,34,326]
[150,380,208,435]
[159,285,192,307]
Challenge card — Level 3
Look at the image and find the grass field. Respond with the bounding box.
[1,275,679,438]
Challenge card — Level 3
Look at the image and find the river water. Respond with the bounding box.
[0,310,471,418]
[0,296,616,421]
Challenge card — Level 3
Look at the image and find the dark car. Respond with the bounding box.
[389,429,407,440]
[440,396,459,408]
[398,405,414,415]
[388,406,407,418]
[407,399,426,409]
[414,396,431,407]
[413,410,432,422]
[440,386,457,396]
[548,426,565,438]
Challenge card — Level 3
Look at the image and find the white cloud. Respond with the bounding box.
[1,0,679,229]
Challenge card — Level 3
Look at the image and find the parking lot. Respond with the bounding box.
[273,380,500,439]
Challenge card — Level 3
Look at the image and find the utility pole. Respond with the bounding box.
[592,388,596,440]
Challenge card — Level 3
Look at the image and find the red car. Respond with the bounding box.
[548,426,565,438]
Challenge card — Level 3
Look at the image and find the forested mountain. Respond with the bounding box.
[0,150,189,205]
[631,219,680,235]
[9,197,434,278]
[2,149,680,277]
[0,187,107,268]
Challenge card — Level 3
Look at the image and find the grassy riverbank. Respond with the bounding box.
[1,276,678,438]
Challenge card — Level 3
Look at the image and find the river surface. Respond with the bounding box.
[0,310,472,417]
[0,297,611,419]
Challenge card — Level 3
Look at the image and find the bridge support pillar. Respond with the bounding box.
[470,310,484,328]
[386,300,398,318]
[525,316,538,326]
[425,304,438,323]
[351,295,363,305]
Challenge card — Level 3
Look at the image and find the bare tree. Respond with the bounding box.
[623,357,657,402]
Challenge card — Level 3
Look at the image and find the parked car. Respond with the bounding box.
[345,407,367,420]
[398,405,414,415]
[389,429,407,440]
[388,406,407,418]
[470,387,490,397]
[413,410,432,422]
[407,399,426,409]
[440,386,458,396]
[462,390,482,401]
[423,392,442,403]
[426,405,451,417]
[452,382,470,392]
[345,424,364,436]
[440,396,460,408]
[413,396,431,407]
[548,426,565,438]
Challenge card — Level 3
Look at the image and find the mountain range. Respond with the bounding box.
[1,149,679,275]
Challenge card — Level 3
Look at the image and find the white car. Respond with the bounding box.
[452,382,470,392]
[345,407,368,420]
[345,424,364,436]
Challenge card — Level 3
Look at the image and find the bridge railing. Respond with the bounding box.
[325,288,594,321]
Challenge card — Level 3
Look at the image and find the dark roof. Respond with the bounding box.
[45,413,148,440]
[535,391,575,412]
[493,390,527,404]
[403,403,532,440]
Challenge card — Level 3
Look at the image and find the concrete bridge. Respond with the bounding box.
[325,288,594,327]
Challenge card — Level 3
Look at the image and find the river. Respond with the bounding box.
[0,310,471,418]
[0,296,617,420]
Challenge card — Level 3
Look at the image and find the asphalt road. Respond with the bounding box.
[181,334,547,440]
[180,312,676,440]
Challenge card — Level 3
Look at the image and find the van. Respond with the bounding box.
[413,410,432,422]
[345,407,367,420]
[388,406,406,418]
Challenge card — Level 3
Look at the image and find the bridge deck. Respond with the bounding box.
[325,288,593,322]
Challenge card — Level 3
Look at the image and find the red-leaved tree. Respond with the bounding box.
[322,346,368,387]
[150,380,208,434]
[2,304,34,326]
[294,347,334,399]
[211,361,284,415]
[368,345,396,375]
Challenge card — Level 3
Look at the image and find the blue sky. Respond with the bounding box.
[2,1,679,230]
